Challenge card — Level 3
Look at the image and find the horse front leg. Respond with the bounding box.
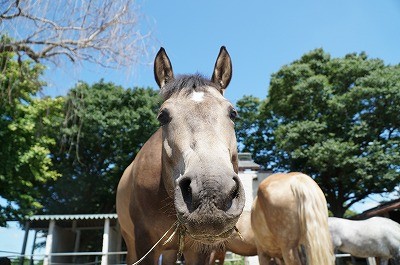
[121,229,137,265]
[160,250,178,265]
[134,229,161,265]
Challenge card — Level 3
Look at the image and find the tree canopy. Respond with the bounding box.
[0,51,63,226]
[0,48,161,225]
[237,49,400,217]
[38,81,160,215]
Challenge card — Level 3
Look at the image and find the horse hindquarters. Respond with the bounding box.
[290,175,334,265]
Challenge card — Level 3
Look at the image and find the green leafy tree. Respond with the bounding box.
[38,81,160,214]
[236,95,261,150]
[237,49,400,217]
[0,51,62,225]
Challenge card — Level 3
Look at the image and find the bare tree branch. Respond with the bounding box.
[0,0,150,68]
[0,0,21,19]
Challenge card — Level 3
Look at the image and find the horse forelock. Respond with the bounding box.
[160,74,222,100]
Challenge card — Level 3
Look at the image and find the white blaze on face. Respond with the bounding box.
[191,91,204,102]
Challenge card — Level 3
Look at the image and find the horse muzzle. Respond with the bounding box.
[174,172,245,243]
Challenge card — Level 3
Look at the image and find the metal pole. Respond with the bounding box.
[115,222,122,264]
[101,218,110,265]
[19,221,30,265]
[29,230,38,265]
[72,230,81,263]
[44,220,55,265]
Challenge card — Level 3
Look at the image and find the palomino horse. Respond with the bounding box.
[328,216,400,265]
[116,47,245,265]
[251,172,334,265]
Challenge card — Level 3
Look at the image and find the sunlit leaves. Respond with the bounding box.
[0,51,63,225]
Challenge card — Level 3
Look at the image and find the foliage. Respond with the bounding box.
[0,49,160,226]
[236,49,400,216]
[0,51,62,225]
[38,81,160,214]
[235,95,261,150]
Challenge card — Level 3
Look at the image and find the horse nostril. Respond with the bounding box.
[179,178,193,211]
[224,176,240,211]
[231,177,240,199]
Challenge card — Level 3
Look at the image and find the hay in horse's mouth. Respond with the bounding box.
[181,223,236,244]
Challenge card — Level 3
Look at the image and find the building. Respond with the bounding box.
[237,153,271,265]
[353,198,400,222]
[238,152,272,211]
[19,214,122,265]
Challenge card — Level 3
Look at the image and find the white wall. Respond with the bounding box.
[238,171,257,211]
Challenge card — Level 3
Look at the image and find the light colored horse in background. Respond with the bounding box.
[329,216,400,265]
[252,172,334,265]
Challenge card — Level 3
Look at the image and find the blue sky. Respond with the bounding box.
[43,0,400,104]
[2,0,400,255]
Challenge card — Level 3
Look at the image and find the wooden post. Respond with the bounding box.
[101,218,110,265]
[19,221,30,265]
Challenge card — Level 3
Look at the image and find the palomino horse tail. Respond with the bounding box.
[290,174,334,265]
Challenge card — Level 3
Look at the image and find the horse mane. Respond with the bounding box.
[160,74,221,100]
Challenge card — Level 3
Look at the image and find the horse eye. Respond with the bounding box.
[229,108,238,121]
[157,109,171,125]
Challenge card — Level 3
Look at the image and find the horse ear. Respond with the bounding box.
[211,46,232,94]
[154,47,174,88]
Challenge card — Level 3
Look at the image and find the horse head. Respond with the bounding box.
[154,47,245,244]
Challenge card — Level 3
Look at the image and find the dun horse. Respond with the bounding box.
[251,172,334,265]
[116,47,245,265]
[329,216,400,265]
